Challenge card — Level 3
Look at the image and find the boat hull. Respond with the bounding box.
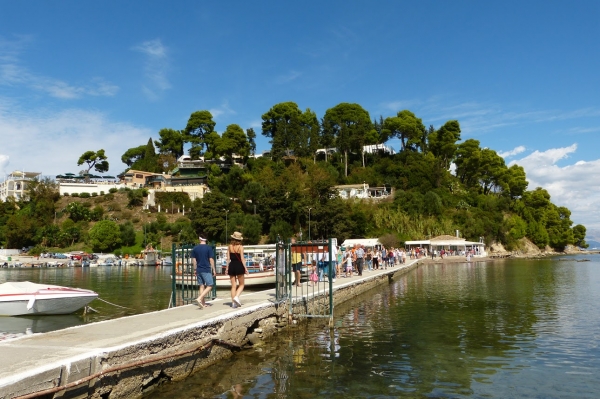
[0,282,98,316]
[174,272,277,288]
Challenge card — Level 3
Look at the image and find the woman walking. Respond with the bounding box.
[225,231,248,308]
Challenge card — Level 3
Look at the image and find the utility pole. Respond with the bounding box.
[308,207,313,241]
[223,209,229,243]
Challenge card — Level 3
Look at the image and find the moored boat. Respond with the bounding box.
[0,281,98,316]
[174,267,277,288]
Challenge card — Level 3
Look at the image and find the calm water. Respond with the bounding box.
[147,255,600,398]
[2,257,600,398]
[0,266,174,335]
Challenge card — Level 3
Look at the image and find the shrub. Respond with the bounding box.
[80,192,91,198]
[63,192,70,196]
[131,217,140,223]
[107,202,121,212]
[91,192,98,197]
[71,193,79,197]
[100,191,105,195]
[109,188,118,194]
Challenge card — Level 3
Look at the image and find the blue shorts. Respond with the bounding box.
[197,272,214,286]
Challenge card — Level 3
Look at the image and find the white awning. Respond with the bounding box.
[341,238,381,248]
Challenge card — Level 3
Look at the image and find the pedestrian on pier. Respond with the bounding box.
[191,235,216,309]
[226,231,248,308]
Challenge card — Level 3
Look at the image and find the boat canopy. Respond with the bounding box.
[341,238,381,248]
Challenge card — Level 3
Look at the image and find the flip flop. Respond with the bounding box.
[196,299,205,308]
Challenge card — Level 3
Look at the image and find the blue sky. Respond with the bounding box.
[1,1,600,232]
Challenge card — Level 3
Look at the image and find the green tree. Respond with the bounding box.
[322,103,372,176]
[88,220,121,252]
[119,221,137,247]
[127,189,146,208]
[269,219,294,242]
[478,149,508,195]
[140,138,161,172]
[77,149,109,175]
[121,145,146,167]
[246,128,257,155]
[428,120,461,170]
[185,110,216,157]
[454,139,482,188]
[573,224,588,248]
[302,109,322,159]
[65,202,90,222]
[90,205,104,221]
[423,191,443,216]
[154,128,184,159]
[261,102,303,159]
[59,219,82,247]
[5,214,37,249]
[505,164,528,199]
[26,178,60,226]
[216,124,250,160]
[383,110,427,152]
[188,190,233,243]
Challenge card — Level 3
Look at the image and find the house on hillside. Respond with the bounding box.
[335,184,369,199]
[0,171,41,201]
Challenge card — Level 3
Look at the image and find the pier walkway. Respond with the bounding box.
[0,260,420,399]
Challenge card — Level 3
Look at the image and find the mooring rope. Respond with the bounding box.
[96,297,132,310]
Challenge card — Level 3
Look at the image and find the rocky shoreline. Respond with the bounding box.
[418,250,599,265]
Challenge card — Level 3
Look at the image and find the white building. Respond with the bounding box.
[335,184,370,199]
[405,235,487,257]
[0,171,41,201]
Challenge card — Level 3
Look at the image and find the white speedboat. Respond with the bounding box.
[174,269,278,288]
[0,282,98,316]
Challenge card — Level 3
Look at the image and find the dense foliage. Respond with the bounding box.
[0,103,588,253]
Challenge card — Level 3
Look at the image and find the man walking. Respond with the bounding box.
[355,244,365,276]
[191,235,216,308]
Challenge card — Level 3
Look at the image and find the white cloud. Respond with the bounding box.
[498,146,526,158]
[0,35,119,99]
[275,70,302,84]
[209,101,236,121]
[510,144,600,229]
[132,39,171,99]
[0,104,151,177]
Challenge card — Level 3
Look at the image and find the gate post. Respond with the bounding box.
[170,242,176,308]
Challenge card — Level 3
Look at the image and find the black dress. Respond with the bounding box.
[228,252,245,276]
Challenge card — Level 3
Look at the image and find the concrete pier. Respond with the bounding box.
[0,261,419,398]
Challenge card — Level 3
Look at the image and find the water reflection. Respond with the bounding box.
[0,314,83,335]
[148,256,600,398]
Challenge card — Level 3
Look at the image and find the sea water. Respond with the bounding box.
[148,255,600,398]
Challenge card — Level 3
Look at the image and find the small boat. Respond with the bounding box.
[174,268,277,288]
[0,281,98,316]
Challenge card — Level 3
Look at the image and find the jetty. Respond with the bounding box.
[0,260,421,399]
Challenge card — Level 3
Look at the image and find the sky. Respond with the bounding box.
[1,1,600,234]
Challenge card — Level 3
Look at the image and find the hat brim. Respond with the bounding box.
[230,234,243,240]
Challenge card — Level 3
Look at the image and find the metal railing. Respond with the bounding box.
[170,242,217,307]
